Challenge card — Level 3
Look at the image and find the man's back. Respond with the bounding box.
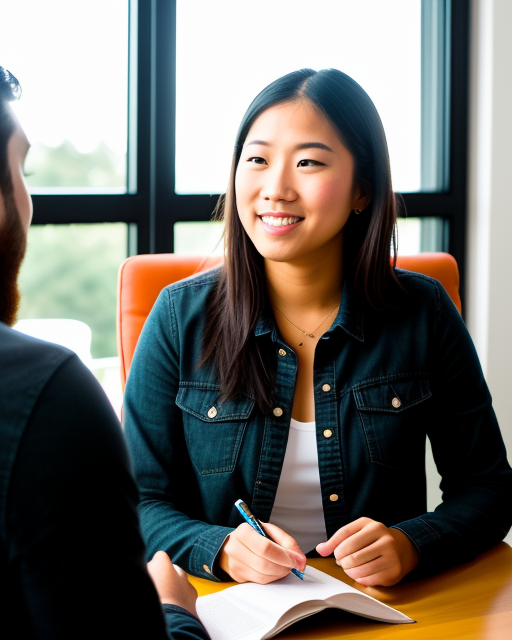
[0,322,172,638]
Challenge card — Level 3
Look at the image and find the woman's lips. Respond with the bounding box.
[257,213,303,235]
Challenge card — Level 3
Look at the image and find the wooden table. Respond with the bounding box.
[189,542,512,639]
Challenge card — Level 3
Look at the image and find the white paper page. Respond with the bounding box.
[196,565,413,640]
[196,594,267,640]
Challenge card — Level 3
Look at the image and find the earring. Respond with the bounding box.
[353,208,361,215]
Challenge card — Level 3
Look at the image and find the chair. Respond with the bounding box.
[116,252,461,391]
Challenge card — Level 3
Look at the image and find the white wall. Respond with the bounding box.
[426,2,512,548]
[466,0,512,463]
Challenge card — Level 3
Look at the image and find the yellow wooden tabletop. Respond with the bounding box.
[189,542,512,639]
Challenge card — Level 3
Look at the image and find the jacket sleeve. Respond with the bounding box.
[393,281,512,577]
[123,289,233,581]
[164,606,211,640]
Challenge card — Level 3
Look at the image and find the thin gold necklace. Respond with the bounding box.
[274,302,340,340]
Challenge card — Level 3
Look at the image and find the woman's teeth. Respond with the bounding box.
[261,216,300,227]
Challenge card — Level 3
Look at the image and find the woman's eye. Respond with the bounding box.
[248,157,266,165]
[297,159,323,167]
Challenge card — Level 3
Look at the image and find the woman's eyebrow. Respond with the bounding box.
[295,142,334,152]
[245,140,334,152]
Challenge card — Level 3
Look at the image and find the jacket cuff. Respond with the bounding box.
[391,516,441,566]
[189,525,234,581]
[162,605,211,639]
[162,604,200,620]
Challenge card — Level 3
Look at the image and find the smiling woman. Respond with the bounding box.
[123,67,512,592]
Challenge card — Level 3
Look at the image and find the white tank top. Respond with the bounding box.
[269,418,327,553]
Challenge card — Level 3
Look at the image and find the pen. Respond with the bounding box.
[234,499,304,580]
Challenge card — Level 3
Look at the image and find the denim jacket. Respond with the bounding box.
[123,267,512,582]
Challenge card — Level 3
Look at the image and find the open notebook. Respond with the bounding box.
[196,565,415,640]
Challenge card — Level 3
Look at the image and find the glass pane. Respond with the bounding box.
[0,0,129,193]
[15,223,128,416]
[174,221,224,255]
[396,217,447,254]
[176,0,422,195]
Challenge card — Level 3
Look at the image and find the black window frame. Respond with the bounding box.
[30,0,469,307]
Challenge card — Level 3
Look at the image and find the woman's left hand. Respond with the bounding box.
[316,517,419,587]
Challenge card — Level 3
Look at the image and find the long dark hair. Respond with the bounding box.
[201,68,399,413]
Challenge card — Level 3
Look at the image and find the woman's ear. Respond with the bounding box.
[353,182,371,213]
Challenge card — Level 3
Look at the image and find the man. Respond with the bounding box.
[0,66,209,639]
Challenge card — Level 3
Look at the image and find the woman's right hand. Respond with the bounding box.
[219,522,306,584]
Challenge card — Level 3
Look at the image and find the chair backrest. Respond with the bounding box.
[117,251,461,390]
[117,254,222,390]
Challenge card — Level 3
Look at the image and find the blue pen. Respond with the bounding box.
[235,499,304,580]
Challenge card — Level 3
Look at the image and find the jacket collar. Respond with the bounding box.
[254,280,365,343]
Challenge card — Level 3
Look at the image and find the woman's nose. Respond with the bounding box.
[260,167,297,202]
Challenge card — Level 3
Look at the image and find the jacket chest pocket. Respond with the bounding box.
[176,387,254,475]
[353,376,431,469]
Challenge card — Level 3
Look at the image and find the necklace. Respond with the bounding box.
[274,301,340,340]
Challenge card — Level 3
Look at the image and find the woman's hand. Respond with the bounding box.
[219,522,307,584]
[316,517,419,587]
[147,550,199,616]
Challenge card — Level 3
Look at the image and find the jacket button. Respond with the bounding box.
[273,407,283,417]
[207,406,217,418]
[329,494,339,502]
[278,348,286,356]
[391,397,401,409]
[322,384,331,392]
[323,429,333,438]
[203,564,211,574]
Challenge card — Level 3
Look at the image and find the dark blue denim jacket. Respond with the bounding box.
[123,267,512,582]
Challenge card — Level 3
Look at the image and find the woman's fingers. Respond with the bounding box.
[219,523,305,583]
[316,518,420,587]
[260,521,306,569]
[333,519,386,560]
[336,539,382,570]
[316,517,372,556]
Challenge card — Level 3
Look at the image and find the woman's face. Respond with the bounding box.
[235,99,366,266]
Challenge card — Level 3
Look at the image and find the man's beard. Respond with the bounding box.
[0,187,26,326]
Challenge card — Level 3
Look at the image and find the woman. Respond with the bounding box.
[124,68,512,588]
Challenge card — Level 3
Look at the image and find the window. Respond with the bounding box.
[16,224,127,416]
[176,0,423,195]
[1,1,468,257]
[1,0,469,323]
[1,0,129,193]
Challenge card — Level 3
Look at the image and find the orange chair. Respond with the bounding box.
[116,252,461,392]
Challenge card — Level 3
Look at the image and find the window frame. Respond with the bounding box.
[29,0,469,305]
